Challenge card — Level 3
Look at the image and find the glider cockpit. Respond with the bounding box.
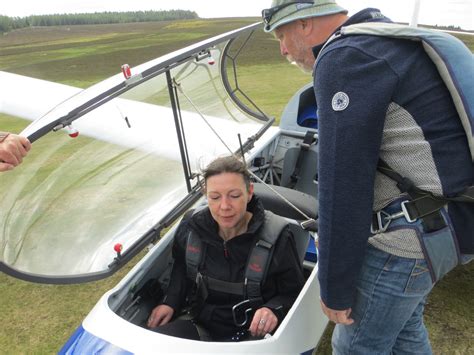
[0,22,326,354]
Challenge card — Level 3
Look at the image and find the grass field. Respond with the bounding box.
[1,18,473,354]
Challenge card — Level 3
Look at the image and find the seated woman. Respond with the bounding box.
[147,156,305,341]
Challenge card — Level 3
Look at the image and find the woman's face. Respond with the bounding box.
[206,172,253,231]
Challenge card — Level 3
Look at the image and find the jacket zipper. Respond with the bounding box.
[223,240,229,258]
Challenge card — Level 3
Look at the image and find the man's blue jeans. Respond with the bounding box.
[332,244,434,354]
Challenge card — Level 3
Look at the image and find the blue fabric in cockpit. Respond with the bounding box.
[297,105,318,129]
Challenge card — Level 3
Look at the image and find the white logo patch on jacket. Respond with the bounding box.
[332,92,350,111]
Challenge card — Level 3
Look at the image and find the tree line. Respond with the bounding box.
[0,10,198,33]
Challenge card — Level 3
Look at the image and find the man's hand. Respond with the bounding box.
[320,299,354,325]
[147,304,174,328]
[249,307,278,337]
[0,133,31,172]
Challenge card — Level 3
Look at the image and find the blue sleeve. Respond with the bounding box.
[314,44,399,309]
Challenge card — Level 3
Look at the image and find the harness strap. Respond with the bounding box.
[244,211,288,300]
[185,231,204,283]
[376,159,474,232]
[287,131,315,189]
[378,159,474,202]
[371,201,446,235]
[203,275,245,296]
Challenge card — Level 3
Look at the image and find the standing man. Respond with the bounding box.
[0,131,31,172]
[262,0,473,354]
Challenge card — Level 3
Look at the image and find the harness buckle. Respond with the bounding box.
[370,209,392,234]
[371,200,418,234]
[400,200,417,223]
[300,218,318,232]
[195,271,206,286]
[232,299,253,327]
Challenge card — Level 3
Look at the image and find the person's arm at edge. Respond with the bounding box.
[0,132,31,171]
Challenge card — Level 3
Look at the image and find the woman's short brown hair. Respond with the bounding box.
[203,156,251,190]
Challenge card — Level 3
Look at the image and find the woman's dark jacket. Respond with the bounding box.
[161,196,305,339]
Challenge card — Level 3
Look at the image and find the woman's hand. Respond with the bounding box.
[147,304,174,328]
[249,307,278,337]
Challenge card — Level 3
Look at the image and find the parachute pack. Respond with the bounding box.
[337,22,474,160]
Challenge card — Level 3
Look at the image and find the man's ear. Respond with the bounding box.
[298,18,313,36]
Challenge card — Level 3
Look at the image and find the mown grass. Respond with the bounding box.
[1,19,473,354]
[0,250,148,353]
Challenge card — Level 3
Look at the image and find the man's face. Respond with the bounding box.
[274,21,313,74]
